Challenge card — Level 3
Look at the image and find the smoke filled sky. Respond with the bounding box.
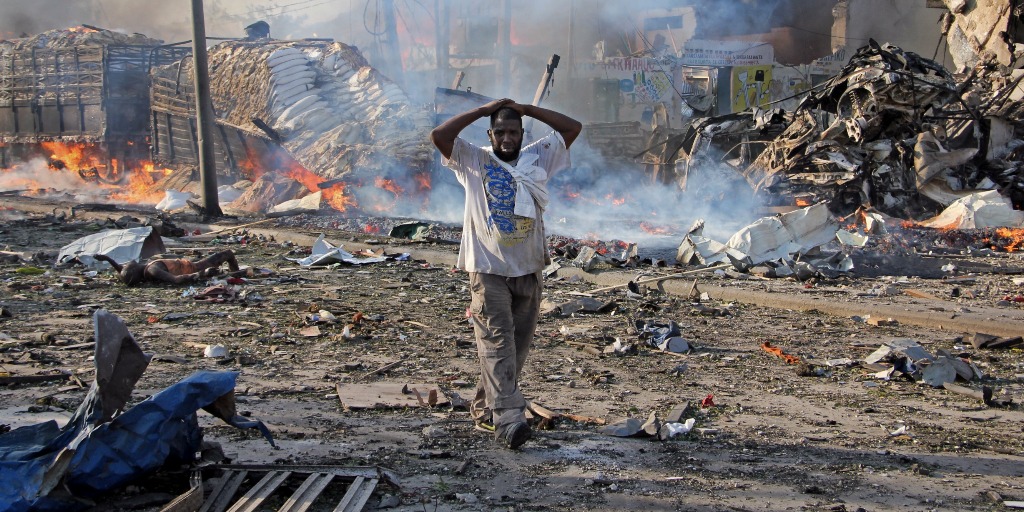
[0,1,366,44]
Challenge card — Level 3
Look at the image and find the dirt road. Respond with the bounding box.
[2,198,1023,511]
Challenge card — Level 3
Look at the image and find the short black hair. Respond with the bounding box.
[490,107,522,129]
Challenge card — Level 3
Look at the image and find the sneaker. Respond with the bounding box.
[473,419,495,433]
[496,421,532,449]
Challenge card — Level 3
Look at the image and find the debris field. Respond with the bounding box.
[1,199,1023,512]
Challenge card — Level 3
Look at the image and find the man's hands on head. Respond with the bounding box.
[482,98,515,116]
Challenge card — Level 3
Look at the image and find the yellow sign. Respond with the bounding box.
[731,65,773,112]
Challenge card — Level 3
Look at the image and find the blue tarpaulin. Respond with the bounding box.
[0,311,274,512]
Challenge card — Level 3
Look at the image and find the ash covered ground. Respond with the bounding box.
[1,198,1024,511]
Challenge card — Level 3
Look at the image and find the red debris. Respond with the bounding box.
[761,341,801,364]
[700,394,716,407]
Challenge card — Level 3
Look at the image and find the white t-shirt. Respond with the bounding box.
[444,131,571,277]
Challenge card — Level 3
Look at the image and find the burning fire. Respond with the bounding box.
[605,193,626,206]
[0,142,170,204]
[67,26,99,34]
[995,227,1024,252]
[414,171,431,192]
[639,221,674,236]
[284,164,357,212]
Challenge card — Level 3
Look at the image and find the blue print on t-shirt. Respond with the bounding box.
[483,160,516,234]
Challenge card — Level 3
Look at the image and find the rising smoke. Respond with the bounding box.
[0,158,116,202]
[0,0,775,251]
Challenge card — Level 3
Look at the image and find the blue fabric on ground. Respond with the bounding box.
[0,370,274,512]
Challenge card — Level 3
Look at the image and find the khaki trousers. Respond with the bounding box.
[468,271,541,428]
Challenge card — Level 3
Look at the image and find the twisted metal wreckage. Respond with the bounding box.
[674,40,1024,222]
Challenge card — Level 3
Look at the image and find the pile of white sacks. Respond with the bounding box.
[187,40,434,182]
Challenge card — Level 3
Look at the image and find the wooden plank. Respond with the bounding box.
[160,484,203,512]
[334,477,379,512]
[201,470,248,512]
[278,473,334,512]
[0,371,71,385]
[335,382,450,410]
[226,471,292,512]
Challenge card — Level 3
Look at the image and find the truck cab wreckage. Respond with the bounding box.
[674,39,1024,223]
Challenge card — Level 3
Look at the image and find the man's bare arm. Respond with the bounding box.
[92,254,123,272]
[517,104,583,148]
[430,98,512,159]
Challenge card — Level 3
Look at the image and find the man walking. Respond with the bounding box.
[430,99,581,449]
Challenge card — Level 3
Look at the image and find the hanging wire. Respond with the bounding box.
[364,0,386,36]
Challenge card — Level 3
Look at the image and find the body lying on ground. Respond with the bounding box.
[93,250,242,286]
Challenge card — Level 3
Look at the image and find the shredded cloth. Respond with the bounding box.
[149,258,196,276]
[761,341,801,364]
[484,150,548,219]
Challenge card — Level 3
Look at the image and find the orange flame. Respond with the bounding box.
[28,142,168,203]
[414,171,431,192]
[996,227,1024,252]
[639,221,672,235]
[284,164,357,212]
[604,193,626,206]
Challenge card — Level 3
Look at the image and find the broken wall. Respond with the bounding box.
[941,0,1023,70]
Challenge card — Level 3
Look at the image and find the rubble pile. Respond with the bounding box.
[156,40,434,185]
[677,41,1024,226]
[0,25,162,50]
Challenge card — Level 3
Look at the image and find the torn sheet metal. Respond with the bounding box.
[725,202,839,264]
[289,234,391,266]
[676,234,747,266]
[913,131,979,195]
[918,190,1024,229]
[0,310,274,512]
[865,338,934,365]
[56,226,166,268]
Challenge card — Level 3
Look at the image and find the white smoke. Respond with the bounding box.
[0,158,115,201]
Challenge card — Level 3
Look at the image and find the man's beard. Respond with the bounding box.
[493,146,520,162]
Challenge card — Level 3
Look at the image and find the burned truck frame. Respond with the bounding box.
[0,43,191,176]
[675,41,970,218]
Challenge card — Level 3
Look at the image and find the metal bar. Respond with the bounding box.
[201,470,248,512]
[277,472,335,512]
[226,471,292,512]
[334,477,378,512]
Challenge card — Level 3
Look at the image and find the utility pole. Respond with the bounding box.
[190,0,222,217]
[497,0,512,96]
[381,0,403,85]
[434,0,450,89]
